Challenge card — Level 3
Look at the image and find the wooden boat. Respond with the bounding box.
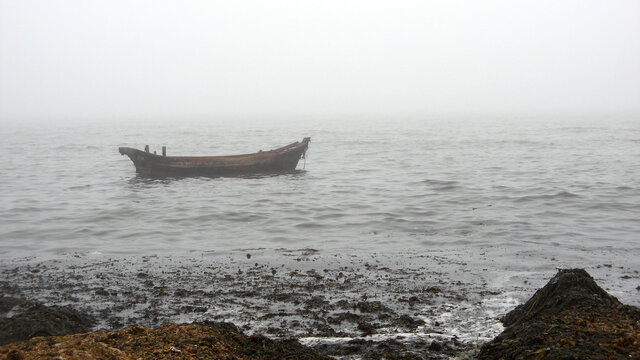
[119,137,310,177]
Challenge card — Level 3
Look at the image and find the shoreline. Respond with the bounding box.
[1,249,639,358]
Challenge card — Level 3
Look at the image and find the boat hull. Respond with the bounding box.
[119,138,309,177]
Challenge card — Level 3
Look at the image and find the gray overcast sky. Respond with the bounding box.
[1,0,639,123]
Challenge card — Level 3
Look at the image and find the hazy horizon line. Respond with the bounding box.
[2,111,639,128]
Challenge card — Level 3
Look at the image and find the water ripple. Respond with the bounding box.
[0,118,638,262]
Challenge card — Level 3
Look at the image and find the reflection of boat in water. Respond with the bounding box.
[119,137,310,177]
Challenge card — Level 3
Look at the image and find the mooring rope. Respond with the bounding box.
[302,150,307,170]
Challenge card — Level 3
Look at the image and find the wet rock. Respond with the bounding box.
[174,288,188,297]
[313,338,367,357]
[357,321,376,335]
[394,314,425,329]
[327,311,362,324]
[424,286,441,294]
[0,297,95,345]
[356,301,392,313]
[312,338,447,360]
[398,295,421,306]
[477,269,640,359]
[501,268,616,327]
[0,298,23,316]
[93,287,109,296]
[311,323,337,337]
[428,340,443,351]
[334,299,351,309]
[304,295,329,309]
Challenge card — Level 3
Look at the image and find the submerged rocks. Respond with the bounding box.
[0,297,95,345]
[477,269,640,359]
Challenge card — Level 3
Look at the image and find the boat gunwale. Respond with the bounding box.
[119,138,308,161]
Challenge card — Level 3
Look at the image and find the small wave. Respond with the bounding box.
[417,179,460,191]
[4,206,48,213]
[215,212,268,222]
[494,139,541,146]
[67,184,92,191]
[514,191,580,203]
[53,144,83,150]
[294,222,327,229]
[315,213,346,220]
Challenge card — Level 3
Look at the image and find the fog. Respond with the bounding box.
[1,0,639,124]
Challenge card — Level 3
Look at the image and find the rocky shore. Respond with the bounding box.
[1,251,638,359]
[477,269,640,360]
[0,321,330,360]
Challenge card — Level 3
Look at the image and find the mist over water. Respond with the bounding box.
[1,3,639,354]
[2,1,640,123]
[1,117,638,261]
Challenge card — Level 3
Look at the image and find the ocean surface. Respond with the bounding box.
[1,116,639,307]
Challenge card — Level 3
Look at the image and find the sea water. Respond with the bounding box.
[1,116,639,344]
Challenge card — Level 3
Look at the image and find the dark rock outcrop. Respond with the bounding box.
[0,297,95,345]
[477,269,640,359]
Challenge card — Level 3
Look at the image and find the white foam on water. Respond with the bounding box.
[419,294,519,344]
[298,293,520,358]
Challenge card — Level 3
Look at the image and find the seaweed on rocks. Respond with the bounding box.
[477,269,640,360]
[0,322,330,360]
[501,268,617,327]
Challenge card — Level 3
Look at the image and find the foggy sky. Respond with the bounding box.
[1,0,639,123]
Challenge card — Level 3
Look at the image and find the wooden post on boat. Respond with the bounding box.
[144,145,150,153]
[162,146,166,157]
